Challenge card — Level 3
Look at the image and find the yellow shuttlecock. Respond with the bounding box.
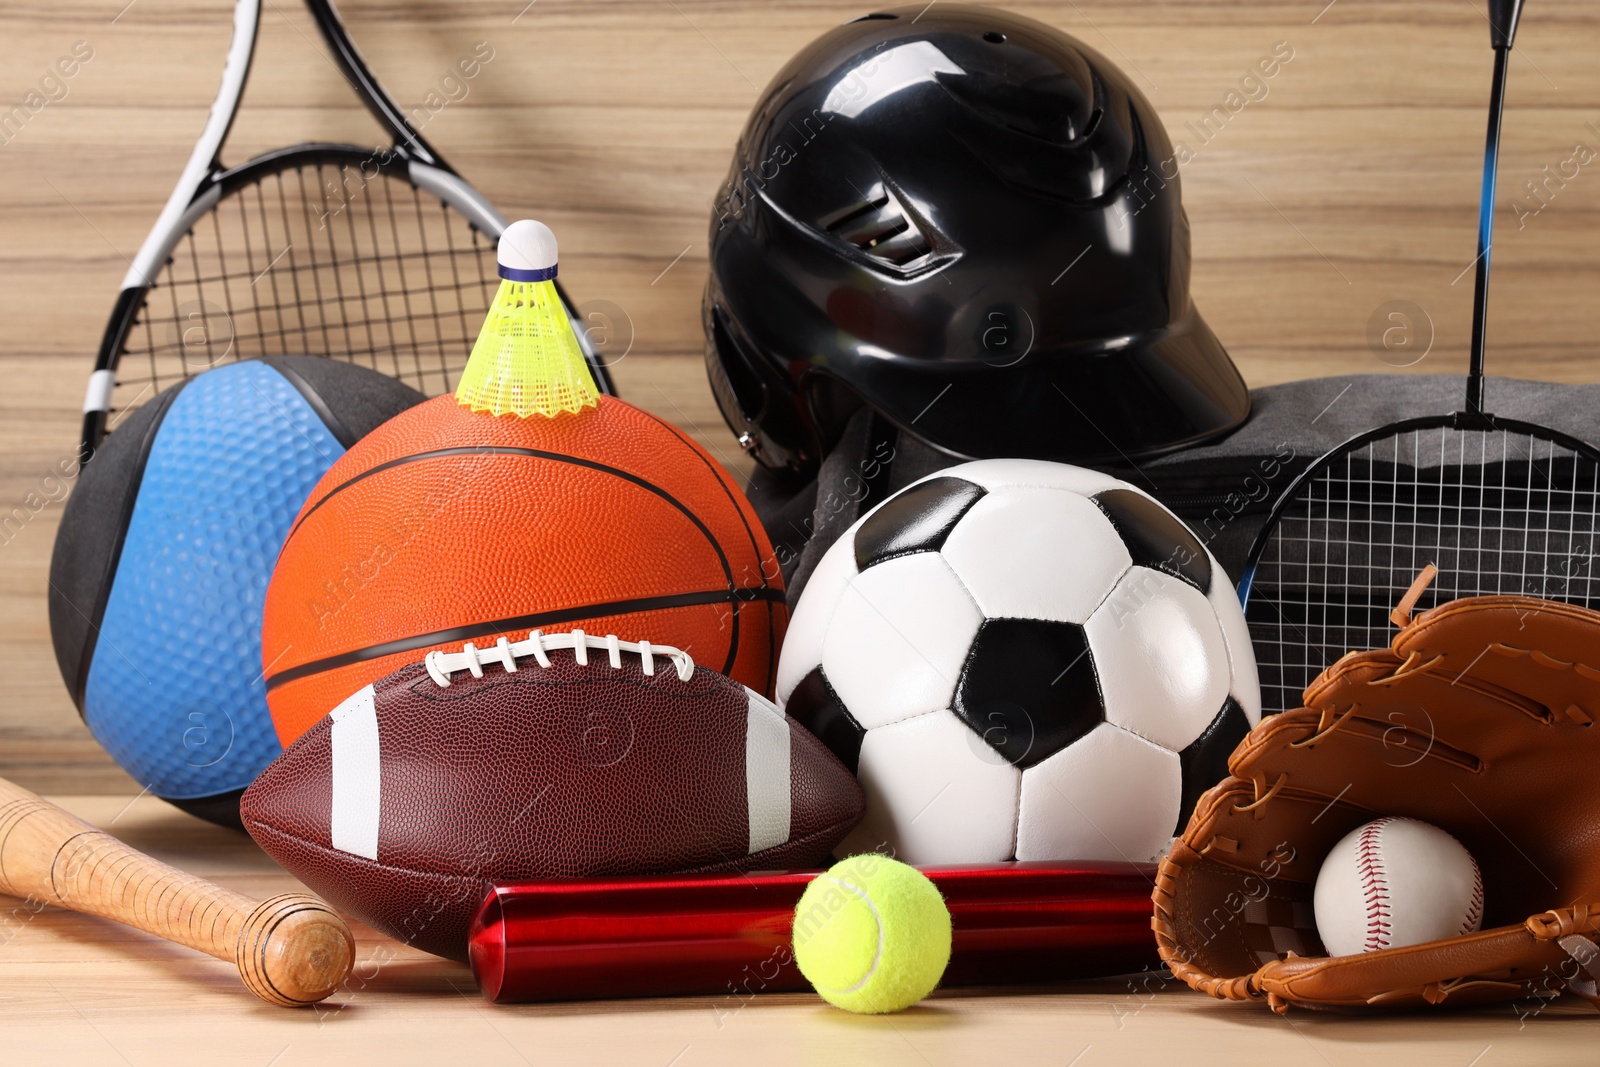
[456,219,598,418]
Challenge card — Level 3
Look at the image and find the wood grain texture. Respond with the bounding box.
[0,796,1594,1064]
[2,1,1600,791]
[0,778,353,1005]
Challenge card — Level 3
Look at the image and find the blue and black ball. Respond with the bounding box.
[48,357,423,827]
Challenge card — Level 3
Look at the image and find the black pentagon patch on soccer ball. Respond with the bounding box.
[854,476,986,571]
[954,618,1104,770]
[1175,696,1252,835]
[784,666,865,774]
[1091,488,1211,594]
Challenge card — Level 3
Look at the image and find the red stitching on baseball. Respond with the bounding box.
[1460,858,1484,936]
[1358,818,1392,952]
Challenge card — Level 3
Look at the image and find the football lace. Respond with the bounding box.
[424,629,696,687]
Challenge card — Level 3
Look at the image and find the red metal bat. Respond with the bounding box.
[469,862,1158,1003]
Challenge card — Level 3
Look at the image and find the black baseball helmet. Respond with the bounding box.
[705,5,1250,480]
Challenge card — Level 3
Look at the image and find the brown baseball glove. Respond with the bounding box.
[1153,590,1600,1013]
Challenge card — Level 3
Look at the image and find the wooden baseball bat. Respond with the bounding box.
[0,776,353,1007]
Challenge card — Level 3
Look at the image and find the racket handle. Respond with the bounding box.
[469,863,1158,1003]
[0,777,353,1006]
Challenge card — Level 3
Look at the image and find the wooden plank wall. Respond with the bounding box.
[3,0,1599,791]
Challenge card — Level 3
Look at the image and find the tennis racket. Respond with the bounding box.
[81,0,613,461]
[1238,0,1600,715]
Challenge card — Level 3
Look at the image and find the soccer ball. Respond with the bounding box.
[776,459,1261,865]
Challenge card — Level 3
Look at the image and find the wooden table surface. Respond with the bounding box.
[5,796,1594,1067]
[5,0,1600,1060]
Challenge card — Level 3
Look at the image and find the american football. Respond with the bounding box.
[241,630,864,960]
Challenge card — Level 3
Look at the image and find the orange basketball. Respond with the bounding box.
[262,394,786,747]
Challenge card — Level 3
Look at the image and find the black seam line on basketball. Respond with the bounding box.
[639,411,765,677]
[278,439,751,674]
[280,440,748,679]
[262,586,787,691]
[282,448,731,601]
[262,357,356,449]
[72,380,189,711]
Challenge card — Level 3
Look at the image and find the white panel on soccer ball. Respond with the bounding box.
[1208,576,1262,723]
[776,536,859,705]
[1086,568,1232,752]
[941,487,1132,624]
[934,458,1131,498]
[837,710,1021,864]
[820,553,983,729]
[1016,723,1181,864]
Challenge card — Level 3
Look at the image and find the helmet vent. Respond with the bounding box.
[821,192,933,268]
[1079,107,1103,142]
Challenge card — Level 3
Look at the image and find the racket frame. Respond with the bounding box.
[1235,1,1600,706]
[1238,412,1600,606]
[1239,0,1550,612]
[83,0,610,460]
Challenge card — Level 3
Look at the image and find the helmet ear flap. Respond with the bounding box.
[703,299,823,480]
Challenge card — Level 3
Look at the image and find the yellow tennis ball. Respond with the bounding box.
[791,854,953,1014]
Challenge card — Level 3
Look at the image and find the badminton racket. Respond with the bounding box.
[80,0,613,461]
[1238,0,1600,715]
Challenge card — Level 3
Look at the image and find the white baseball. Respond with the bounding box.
[1313,817,1484,957]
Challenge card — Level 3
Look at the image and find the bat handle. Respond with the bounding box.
[0,782,353,1006]
[233,893,357,1007]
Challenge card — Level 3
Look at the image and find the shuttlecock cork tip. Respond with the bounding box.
[498,219,558,282]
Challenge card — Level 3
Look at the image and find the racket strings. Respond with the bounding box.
[1247,426,1600,713]
[114,158,495,417]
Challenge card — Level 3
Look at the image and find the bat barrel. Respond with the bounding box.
[469,863,1159,1003]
